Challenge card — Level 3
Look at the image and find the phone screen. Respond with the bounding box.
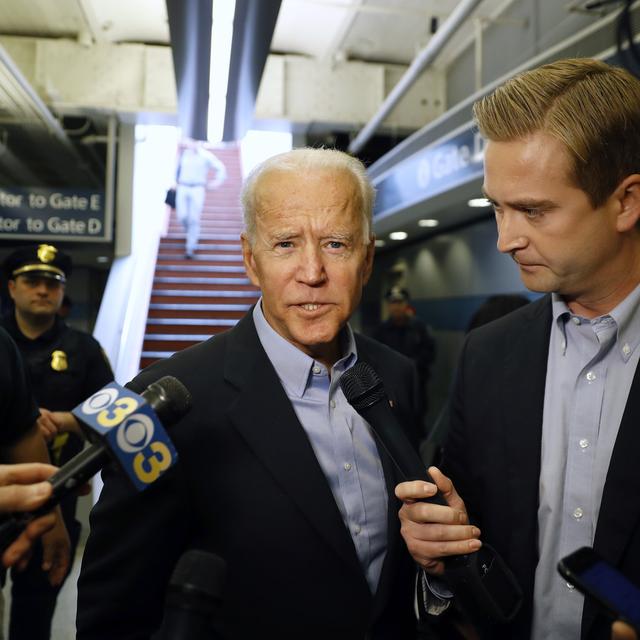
[579,560,640,627]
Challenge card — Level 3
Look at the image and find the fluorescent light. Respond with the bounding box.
[374,239,386,247]
[389,231,408,241]
[468,197,491,208]
[208,0,236,143]
[418,219,439,228]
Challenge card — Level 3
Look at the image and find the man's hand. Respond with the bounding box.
[395,466,481,575]
[37,409,83,441]
[0,463,58,569]
[612,621,638,640]
[40,507,70,586]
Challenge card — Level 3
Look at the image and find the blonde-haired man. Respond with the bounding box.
[396,58,640,639]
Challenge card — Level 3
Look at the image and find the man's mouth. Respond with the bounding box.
[300,303,321,311]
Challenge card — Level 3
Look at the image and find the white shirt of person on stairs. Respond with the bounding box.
[175,139,227,259]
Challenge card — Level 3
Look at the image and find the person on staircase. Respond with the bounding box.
[175,138,227,259]
[1,243,113,640]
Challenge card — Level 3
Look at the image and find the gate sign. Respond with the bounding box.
[0,187,108,241]
[373,126,485,219]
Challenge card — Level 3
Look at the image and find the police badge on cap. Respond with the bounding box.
[2,244,72,283]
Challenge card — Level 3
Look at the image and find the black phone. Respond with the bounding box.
[558,546,640,631]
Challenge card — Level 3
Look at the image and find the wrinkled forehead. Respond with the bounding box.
[255,167,363,224]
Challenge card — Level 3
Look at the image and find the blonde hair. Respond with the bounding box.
[241,147,375,245]
[473,58,640,206]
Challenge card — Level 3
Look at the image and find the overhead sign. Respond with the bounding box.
[0,187,109,241]
[373,125,485,218]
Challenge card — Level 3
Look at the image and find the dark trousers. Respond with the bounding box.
[9,516,80,640]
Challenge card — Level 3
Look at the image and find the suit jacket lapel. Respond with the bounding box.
[501,297,551,567]
[223,314,366,580]
[583,361,640,634]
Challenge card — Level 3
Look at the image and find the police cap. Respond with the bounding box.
[3,244,71,283]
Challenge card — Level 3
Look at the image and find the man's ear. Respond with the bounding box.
[362,235,375,285]
[615,174,640,232]
[240,233,261,288]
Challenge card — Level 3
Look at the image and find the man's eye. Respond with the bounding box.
[327,241,345,249]
[276,241,293,248]
[524,209,540,219]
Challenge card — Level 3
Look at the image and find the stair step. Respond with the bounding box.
[148,303,252,313]
[153,276,252,286]
[152,282,256,292]
[159,242,242,252]
[147,306,248,319]
[143,335,211,352]
[157,253,243,262]
[154,264,246,274]
[163,228,238,239]
[151,289,258,298]
[146,319,237,334]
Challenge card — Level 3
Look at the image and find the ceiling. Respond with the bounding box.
[0,0,512,187]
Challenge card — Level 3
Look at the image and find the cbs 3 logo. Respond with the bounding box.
[82,387,173,484]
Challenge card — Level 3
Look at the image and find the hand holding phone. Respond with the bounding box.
[558,547,640,633]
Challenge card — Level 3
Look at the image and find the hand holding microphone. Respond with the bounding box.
[340,361,522,624]
[0,375,192,555]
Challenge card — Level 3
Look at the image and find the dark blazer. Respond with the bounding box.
[443,295,640,639]
[76,311,422,640]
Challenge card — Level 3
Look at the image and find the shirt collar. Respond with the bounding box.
[252,299,357,398]
[551,284,640,362]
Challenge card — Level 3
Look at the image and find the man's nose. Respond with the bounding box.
[296,246,326,285]
[496,211,528,254]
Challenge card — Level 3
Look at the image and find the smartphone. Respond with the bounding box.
[558,547,640,631]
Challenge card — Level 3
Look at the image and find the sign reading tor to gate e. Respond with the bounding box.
[0,187,108,241]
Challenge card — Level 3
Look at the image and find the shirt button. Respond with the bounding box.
[312,366,321,375]
[572,317,581,325]
[623,343,631,356]
[586,371,596,382]
[353,525,361,535]
[344,463,352,471]
[330,400,336,409]
[579,438,589,449]
[566,582,575,590]
[573,507,584,520]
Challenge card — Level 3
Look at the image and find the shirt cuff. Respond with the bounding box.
[415,570,454,617]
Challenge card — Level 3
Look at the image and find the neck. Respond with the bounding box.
[14,310,55,339]
[565,238,640,318]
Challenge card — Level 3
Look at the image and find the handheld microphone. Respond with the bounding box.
[157,549,226,640]
[339,361,522,624]
[0,375,191,552]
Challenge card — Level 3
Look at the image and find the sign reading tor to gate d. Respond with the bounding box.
[0,187,107,241]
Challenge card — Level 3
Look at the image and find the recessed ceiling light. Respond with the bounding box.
[374,239,386,247]
[389,231,408,241]
[468,197,491,208]
[418,219,439,228]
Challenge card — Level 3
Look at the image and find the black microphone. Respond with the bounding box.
[340,361,522,624]
[0,375,192,552]
[157,549,226,640]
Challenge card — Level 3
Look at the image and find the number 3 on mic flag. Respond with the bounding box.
[72,382,178,490]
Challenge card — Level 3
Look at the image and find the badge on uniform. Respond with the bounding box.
[51,350,68,371]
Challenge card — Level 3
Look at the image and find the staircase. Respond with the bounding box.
[140,144,260,370]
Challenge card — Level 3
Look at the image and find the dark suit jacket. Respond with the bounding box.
[76,311,422,640]
[443,295,640,639]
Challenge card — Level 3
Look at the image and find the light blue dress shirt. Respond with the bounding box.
[252,302,389,593]
[532,284,640,639]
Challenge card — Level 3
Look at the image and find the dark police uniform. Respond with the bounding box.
[1,244,113,640]
[0,326,39,448]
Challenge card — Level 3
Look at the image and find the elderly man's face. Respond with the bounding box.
[242,168,374,368]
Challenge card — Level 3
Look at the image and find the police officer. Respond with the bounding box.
[2,244,113,640]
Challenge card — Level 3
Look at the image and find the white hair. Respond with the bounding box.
[241,147,375,245]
